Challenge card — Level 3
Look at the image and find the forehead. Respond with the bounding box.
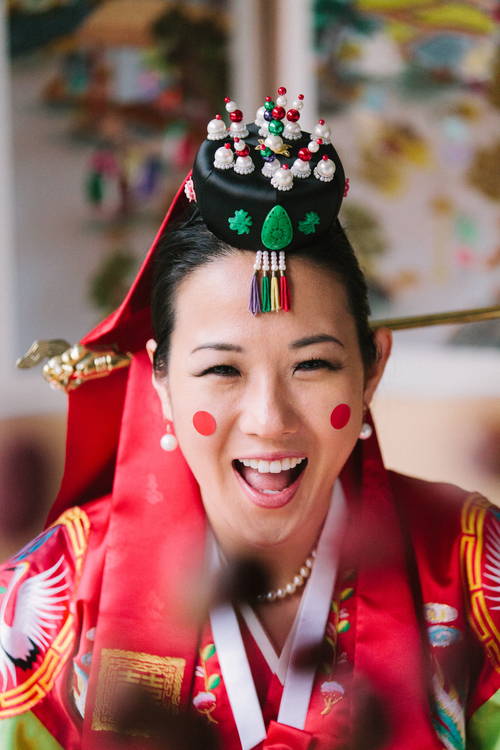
[170,251,356,348]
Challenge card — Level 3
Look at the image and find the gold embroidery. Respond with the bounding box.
[460,494,500,672]
[92,649,185,733]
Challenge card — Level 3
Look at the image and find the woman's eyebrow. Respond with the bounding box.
[290,334,345,349]
[191,343,244,354]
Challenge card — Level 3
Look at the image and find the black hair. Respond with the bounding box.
[151,209,377,374]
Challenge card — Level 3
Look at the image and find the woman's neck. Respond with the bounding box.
[210,513,325,600]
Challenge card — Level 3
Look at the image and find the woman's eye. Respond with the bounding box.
[294,358,341,373]
[199,364,241,377]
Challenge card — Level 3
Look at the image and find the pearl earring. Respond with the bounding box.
[160,421,178,451]
[359,422,372,440]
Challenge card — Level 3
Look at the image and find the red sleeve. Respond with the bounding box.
[0,500,109,749]
[461,498,500,718]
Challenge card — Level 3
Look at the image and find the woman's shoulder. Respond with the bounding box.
[387,469,495,536]
[388,471,500,668]
[1,495,111,576]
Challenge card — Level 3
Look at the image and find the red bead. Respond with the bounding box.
[282,164,289,170]
[272,105,286,120]
[234,137,240,142]
[298,147,311,161]
[319,119,325,125]
[265,96,271,102]
[322,154,329,160]
[236,146,249,157]
[224,143,232,149]
[287,109,300,122]
[277,86,287,95]
[215,113,222,119]
[224,96,231,103]
[317,138,323,144]
[230,109,243,122]
[298,94,304,100]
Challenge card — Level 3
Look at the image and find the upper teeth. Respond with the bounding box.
[238,457,306,474]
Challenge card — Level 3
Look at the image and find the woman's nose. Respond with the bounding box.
[238,377,298,438]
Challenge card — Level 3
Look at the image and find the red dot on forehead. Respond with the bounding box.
[193,411,217,436]
[330,404,351,430]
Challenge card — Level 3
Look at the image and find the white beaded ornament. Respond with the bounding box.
[283,121,302,140]
[271,165,293,191]
[254,105,266,127]
[160,424,178,452]
[229,121,249,139]
[314,156,336,182]
[264,134,284,153]
[291,157,311,179]
[359,422,373,440]
[213,144,234,170]
[234,155,254,175]
[206,115,227,141]
[261,156,280,178]
[312,119,332,144]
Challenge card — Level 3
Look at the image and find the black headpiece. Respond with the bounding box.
[188,88,348,314]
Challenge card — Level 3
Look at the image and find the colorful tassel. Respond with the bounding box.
[261,275,271,312]
[271,274,280,311]
[249,251,262,314]
[280,273,290,311]
[279,251,290,311]
[261,251,271,312]
[270,251,280,311]
[249,273,261,314]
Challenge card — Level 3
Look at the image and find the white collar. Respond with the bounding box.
[209,480,347,750]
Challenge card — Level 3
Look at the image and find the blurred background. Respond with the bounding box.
[0,0,499,558]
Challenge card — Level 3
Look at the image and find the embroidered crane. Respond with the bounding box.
[0,556,69,691]
[484,513,500,611]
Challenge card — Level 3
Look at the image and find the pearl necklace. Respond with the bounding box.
[256,548,317,603]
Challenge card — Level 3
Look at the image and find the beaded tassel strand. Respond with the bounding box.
[261,251,271,312]
[270,251,280,311]
[279,251,290,311]
[249,251,262,315]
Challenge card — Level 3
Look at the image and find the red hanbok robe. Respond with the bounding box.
[1,179,498,748]
[0,456,499,749]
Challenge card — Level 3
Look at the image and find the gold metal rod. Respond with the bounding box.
[370,305,500,331]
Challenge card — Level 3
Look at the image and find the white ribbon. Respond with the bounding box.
[209,481,347,750]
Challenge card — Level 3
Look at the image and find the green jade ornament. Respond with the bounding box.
[261,205,293,251]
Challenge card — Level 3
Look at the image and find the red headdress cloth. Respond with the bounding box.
[46,177,207,750]
[47,176,192,524]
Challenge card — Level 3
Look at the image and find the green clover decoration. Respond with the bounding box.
[228,209,253,235]
[298,211,320,235]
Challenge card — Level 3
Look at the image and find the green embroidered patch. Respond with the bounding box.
[261,205,293,250]
[298,211,320,235]
[228,209,252,235]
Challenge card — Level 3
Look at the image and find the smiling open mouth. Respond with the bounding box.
[232,457,308,508]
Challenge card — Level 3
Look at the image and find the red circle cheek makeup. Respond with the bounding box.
[330,404,351,430]
[193,411,217,436]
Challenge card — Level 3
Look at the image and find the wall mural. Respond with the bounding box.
[315,0,499,347]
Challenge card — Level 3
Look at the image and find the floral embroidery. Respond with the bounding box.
[318,577,355,716]
[431,662,465,750]
[228,209,253,235]
[193,643,220,724]
[320,680,345,715]
[298,211,320,235]
[424,603,458,623]
[428,625,461,647]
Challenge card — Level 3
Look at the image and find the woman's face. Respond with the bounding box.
[152,252,390,552]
